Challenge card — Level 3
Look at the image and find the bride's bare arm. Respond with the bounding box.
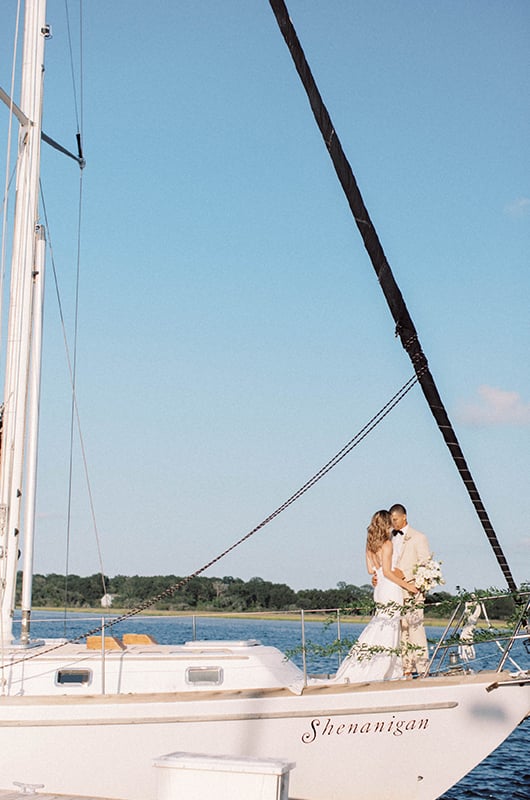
[381,541,418,593]
[365,548,377,575]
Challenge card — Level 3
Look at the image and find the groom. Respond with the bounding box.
[389,503,431,677]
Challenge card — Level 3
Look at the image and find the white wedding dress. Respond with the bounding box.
[334,566,403,683]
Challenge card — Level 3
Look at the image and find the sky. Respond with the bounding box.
[1,0,528,597]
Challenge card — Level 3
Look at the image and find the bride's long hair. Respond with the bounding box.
[366,509,392,554]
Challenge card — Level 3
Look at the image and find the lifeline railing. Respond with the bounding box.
[425,591,530,677]
[13,590,530,688]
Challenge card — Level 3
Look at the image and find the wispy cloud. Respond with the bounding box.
[504,196,530,218]
[456,385,530,427]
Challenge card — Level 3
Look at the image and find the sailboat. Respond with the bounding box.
[0,1,528,799]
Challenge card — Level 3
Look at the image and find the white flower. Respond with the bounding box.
[412,556,445,594]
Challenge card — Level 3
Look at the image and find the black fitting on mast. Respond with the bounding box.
[40,130,85,169]
[76,132,86,169]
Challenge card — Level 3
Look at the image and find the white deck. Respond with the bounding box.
[0,792,116,800]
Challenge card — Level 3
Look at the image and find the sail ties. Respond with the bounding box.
[395,326,429,376]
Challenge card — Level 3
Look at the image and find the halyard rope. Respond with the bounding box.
[8,373,421,665]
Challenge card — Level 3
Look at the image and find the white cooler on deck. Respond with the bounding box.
[153,751,295,800]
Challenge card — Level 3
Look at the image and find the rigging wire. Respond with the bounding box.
[0,0,23,670]
[0,0,23,352]
[64,0,82,135]
[58,0,104,624]
[63,0,78,625]
[8,372,421,664]
[39,188,108,612]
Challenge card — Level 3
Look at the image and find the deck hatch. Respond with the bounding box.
[185,666,224,686]
[56,669,92,686]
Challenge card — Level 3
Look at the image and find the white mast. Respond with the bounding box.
[0,0,48,646]
[19,223,46,644]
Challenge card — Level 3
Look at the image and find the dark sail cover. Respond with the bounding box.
[269,0,517,593]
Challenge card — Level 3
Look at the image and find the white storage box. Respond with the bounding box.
[154,751,295,800]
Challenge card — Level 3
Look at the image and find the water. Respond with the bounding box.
[21,611,530,800]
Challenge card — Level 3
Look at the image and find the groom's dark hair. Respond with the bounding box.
[389,503,407,515]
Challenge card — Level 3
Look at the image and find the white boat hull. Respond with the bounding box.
[1,3,528,800]
[1,670,528,800]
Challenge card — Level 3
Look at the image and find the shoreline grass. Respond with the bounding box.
[29,606,506,628]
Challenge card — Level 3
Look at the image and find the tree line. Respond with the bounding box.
[16,572,519,619]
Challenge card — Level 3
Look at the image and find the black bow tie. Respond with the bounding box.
[392,529,404,536]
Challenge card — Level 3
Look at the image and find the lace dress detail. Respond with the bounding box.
[335,567,403,683]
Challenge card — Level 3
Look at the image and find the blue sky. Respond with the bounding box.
[1,1,528,595]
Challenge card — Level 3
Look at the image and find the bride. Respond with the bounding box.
[336,509,419,683]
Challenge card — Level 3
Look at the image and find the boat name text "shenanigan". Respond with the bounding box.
[301,715,430,744]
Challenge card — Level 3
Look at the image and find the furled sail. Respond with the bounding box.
[269,0,517,593]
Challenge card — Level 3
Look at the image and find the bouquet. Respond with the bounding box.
[413,556,445,594]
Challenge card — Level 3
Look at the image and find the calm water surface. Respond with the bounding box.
[23,611,530,800]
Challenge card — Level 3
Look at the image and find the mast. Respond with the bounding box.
[0,0,48,646]
[269,0,518,593]
[19,223,46,644]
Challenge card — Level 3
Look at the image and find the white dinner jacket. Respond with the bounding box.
[394,525,431,582]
